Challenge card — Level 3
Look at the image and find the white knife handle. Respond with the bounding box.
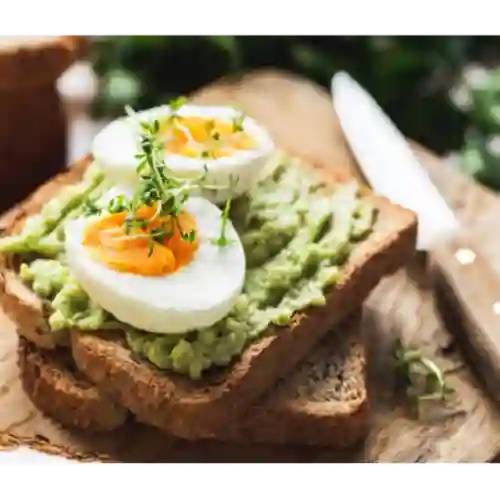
[332,72,460,251]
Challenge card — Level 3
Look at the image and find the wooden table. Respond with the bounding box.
[2,69,500,462]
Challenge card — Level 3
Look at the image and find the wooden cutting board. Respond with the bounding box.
[2,69,500,462]
[192,70,500,462]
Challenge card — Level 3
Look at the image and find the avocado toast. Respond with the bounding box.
[0,101,417,443]
[0,153,415,442]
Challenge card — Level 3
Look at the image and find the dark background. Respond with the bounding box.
[89,36,500,189]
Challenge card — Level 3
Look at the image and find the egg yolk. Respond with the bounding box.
[160,116,256,158]
[82,205,199,276]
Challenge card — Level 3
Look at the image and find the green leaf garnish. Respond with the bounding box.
[213,198,232,247]
[211,174,239,247]
[168,96,188,113]
[83,198,102,216]
[394,340,455,409]
[107,194,131,214]
[232,112,245,133]
[101,104,233,260]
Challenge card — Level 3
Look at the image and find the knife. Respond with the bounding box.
[332,71,500,403]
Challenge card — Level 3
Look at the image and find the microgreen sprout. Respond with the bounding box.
[168,96,188,113]
[83,198,102,216]
[98,104,234,257]
[211,174,239,247]
[232,112,245,133]
[394,339,455,410]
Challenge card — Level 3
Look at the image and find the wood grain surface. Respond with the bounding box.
[2,69,500,462]
[432,235,500,408]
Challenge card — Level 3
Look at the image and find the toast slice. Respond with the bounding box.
[0,155,418,438]
[19,314,369,448]
[204,313,369,447]
[18,337,127,432]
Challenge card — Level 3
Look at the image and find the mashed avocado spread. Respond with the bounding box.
[0,155,377,379]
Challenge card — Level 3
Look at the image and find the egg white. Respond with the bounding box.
[64,196,246,334]
[91,104,275,205]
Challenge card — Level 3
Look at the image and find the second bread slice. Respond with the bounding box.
[18,311,368,448]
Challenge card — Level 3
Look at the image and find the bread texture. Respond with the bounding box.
[206,315,369,447]
[17,312,369,448]
[0,155,418,439]
[18,337,127,432]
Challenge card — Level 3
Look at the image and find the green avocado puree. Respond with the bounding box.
[0,155,377,379]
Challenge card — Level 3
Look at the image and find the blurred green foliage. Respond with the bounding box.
[90,36,500,189]
[450,67,500,189]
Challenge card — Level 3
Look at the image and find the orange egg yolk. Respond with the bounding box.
[160,116,256,158]
[82,205,199,276]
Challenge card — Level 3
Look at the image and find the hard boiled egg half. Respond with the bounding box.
[64,193,246,334]
[92,102,275,205]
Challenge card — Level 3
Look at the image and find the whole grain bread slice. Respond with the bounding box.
[18,337,127,432]
[18,312,369,448]
[0,155,418,438]
[203,313,369,447]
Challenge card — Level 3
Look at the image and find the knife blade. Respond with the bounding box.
[332,71,500,404]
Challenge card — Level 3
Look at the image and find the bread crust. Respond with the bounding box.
[18,338,127,432]
[1,155,417,440]
[0,268,60,349]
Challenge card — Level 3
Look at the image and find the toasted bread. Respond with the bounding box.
[0,155,418,438]
[18,313,369,448]
[205,314,369,447]
[18,337,127,432]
